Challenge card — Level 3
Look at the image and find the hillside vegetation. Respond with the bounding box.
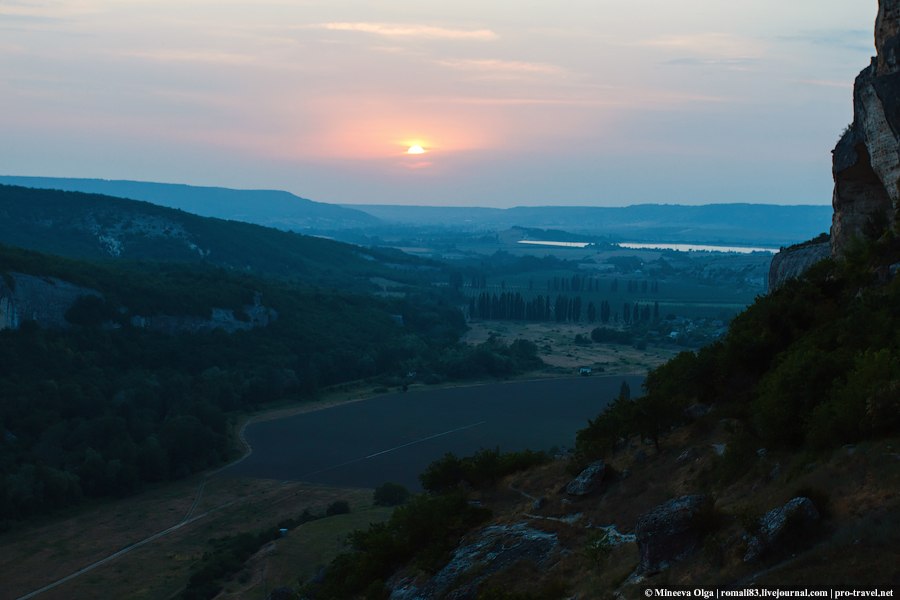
[0,184,442,292]
[296,230,900,597]
[0,244,545,527]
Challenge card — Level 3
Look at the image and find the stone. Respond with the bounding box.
[531,496,547,511]
[743,497,820,562]
[565,460,606,496]
[388,523,561,600]
[634,450,649,463]
[832,0,900,256]
[268,587,300,600]
[684,403,713,420]
[634,495,708,574]
[768,242,831,291]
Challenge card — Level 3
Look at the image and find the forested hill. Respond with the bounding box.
[0,184,438,291]
[0,176,381,230]
[0,244,543,525]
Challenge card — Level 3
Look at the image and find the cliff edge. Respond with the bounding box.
[832,0,900,255]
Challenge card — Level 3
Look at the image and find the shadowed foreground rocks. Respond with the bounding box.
[634,495,707,574]
[389,523,562,600]
[744,497,820,562]
[565,460,606,496]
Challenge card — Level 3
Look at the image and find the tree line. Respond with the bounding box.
[469,292,659,325]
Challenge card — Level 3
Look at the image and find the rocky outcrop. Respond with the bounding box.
[0,272,103,330]
[767,242,831,291]
[832,0,900,255]
[743,497,819,562]
[129,296,276,334]
[388,523,562,600]
[0,271,275,334]
[634,495,707,574]
[565,460,606,496]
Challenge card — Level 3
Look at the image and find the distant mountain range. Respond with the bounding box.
[0,175,832,246]
[0,176,381,230]
[347,204,833,247]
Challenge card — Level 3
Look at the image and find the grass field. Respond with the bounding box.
[0,477,384,600]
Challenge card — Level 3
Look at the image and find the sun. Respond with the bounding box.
[407,145,425,154]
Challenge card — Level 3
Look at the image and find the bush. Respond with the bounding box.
[419,448,550,493]
[326,500,351,517]
[373,482,410,507]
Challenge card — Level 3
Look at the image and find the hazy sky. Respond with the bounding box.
[0,0,877,207]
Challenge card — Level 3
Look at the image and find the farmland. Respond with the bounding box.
[220,375,645,491]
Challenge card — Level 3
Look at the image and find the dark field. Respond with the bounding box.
[221,376,644,491]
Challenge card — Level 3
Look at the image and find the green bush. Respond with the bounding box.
[326,500,351,517]
[373,482,410,507]
[419,448,550,494]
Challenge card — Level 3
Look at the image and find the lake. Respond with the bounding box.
[219,375,645,491]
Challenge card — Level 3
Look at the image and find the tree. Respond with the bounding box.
[619,380,631,401]
[373,482,410,506]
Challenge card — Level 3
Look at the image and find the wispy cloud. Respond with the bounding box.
[777,30,871,53]
[122,50,257,65]
[435,59,563,75]
[636,33,767,59]
[789,78,853,88]
[312,22,498,40]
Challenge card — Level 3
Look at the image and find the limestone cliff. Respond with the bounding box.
[832,0,900,255]
[0,273,103,330]
[0,272,275,333]
[767,241,831,291]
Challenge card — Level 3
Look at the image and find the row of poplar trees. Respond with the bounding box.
[469,292,660,324]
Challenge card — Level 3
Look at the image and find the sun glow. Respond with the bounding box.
[407,145,425,154]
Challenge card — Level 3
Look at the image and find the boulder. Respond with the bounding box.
[634,495,707,574]
[743,497,819,562]
[388,523,560,600]
[531,496,547,511]
[268,587,300,600]
[565,460,606,495]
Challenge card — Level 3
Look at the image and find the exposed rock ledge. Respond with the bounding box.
[767,242,831,291]
[0,271,274,334]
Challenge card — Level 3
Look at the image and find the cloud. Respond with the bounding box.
[789,78,853,88]
[398,161,432,169]
[312,22,498,40]
[636,33,767,59]
[121,50,257,65]
[435,59,564,75]
[776,30,871,53]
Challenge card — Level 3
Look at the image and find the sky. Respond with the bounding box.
[0,0,879,207]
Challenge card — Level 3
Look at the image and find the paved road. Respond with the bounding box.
[220,375,645,490]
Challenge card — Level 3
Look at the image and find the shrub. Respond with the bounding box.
[326,500,351,517]
[373,482,410,507]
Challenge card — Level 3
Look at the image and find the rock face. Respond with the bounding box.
[0,271,275,334]
[767,242,831,291]
[388,523,561,600]
[832,0,900,256]
[743,497,819,562]
[565,460,606,496]
[129,294,276,334]
[0,272,103,330]
[634,495,707,574]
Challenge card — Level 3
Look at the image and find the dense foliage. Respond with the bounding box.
[0,245,543,526]
[301,447,546,600]
[418,447,551,493]
[577,231,900,472]
[301,489,492,600]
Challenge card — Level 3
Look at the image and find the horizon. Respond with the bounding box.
[0,1,875,208]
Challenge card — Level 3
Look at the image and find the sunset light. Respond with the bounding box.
[407,145,425,154]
